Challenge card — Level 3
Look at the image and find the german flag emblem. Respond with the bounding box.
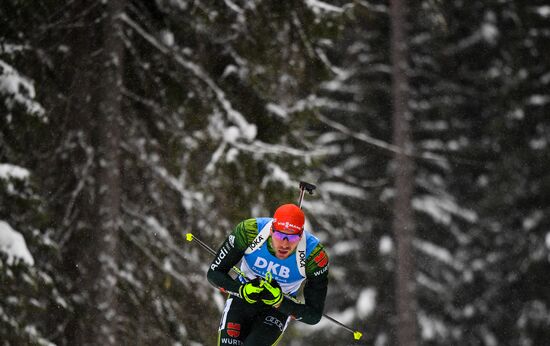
[227,322,241,337]
[314,250,328,268]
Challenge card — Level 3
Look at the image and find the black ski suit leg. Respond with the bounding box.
[218,297,290,346]
[218,298,250,346]
[244,308,290,346]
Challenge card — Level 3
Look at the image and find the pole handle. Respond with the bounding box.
[298,181,316,208]
[299,181,317,194]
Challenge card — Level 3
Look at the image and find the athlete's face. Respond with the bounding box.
[270,228,302,259]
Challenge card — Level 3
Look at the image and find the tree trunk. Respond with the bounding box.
[83,0,124,344]
[390,0,418,345]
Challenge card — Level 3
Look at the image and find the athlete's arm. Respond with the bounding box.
[277,246,329,324]
[206,219,254,294]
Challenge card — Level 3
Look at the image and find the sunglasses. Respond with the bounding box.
[272,229,302,243]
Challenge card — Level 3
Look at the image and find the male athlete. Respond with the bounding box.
[207,203,329,345]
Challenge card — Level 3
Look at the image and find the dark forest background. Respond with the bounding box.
[1,0,549,345]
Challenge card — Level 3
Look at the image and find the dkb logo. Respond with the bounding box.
[253,257,290,278]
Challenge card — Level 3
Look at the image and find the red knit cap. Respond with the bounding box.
[272,204,305,235]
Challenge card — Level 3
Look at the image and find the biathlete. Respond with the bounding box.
[207,203,330,345]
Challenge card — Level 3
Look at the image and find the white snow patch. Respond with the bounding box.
[379,236,393,255]
[418,312,449,340]
[527,94,550,106]
[223,126,240,143]
[145,216,170,239]
[420,139,445,151]
[375,333,388,346]
[414,239,459,270]
[481,326,498,346]
[224,0,244,14]
[328,307,355,324]
[266,103,288,118]
[315,132,346,145]
[119,269,142,289]
[356,288,376,318]
[481,22,498,44]
[507,108,524,120]
[0,43,28,54]
[160,29,174,46]
[235,117,256,142]
[413,195,477,225]
[417,272,446,293]
[522,211,543,231]
[221,64,238,78]
[212,292,225,312]
[305,0,345,13]
[0,220,34,265]
[188,341,204,346]
[0,163,30,180]
[320,181,366,199]
[225,147,239,163]
[331,240,361,255]
[58,45,69,53]
[0,59,45,118]
[24,325,56,346]
[534,6,550,18]
[453,16,499,52]
[545,232,550,250]
[529,137,547,150]
[260,164,294,189]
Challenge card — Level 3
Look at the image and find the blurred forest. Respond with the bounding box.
[1,0,550,345]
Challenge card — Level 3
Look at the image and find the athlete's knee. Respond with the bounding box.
[262,315,287,333]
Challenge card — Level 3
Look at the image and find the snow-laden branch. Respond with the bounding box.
[230,138,330,157]
[319,160,389,190]
[316,112,452,166]
[413,238,465,272]
[0,163,31,199]
[0,43,29,55]
[260,162,294,189]
[0,59,46,119]
[223,0,244,14]
[205,141,228,174]
[320,181,368,200]
[305,0,348,14]
[120,141,207,214]
[0,220,34,265]
[318,112,403,153]
[121,223,192,289]
[0,163,30,181]
[290,12,345,76]
[412,194,478,225]
[119,13,257,142]
[122,207,196,264]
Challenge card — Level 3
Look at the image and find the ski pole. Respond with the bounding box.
[298,181,316,208]
[298,181,363,340]
[186,233,281,290]
[185,232,363,340]
[186,233,247,278]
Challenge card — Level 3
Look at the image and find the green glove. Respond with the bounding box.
[261,277,283,306]
[239,277,265,304]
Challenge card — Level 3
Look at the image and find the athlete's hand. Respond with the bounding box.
[261,277,283,307]
[239,277,264,304]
